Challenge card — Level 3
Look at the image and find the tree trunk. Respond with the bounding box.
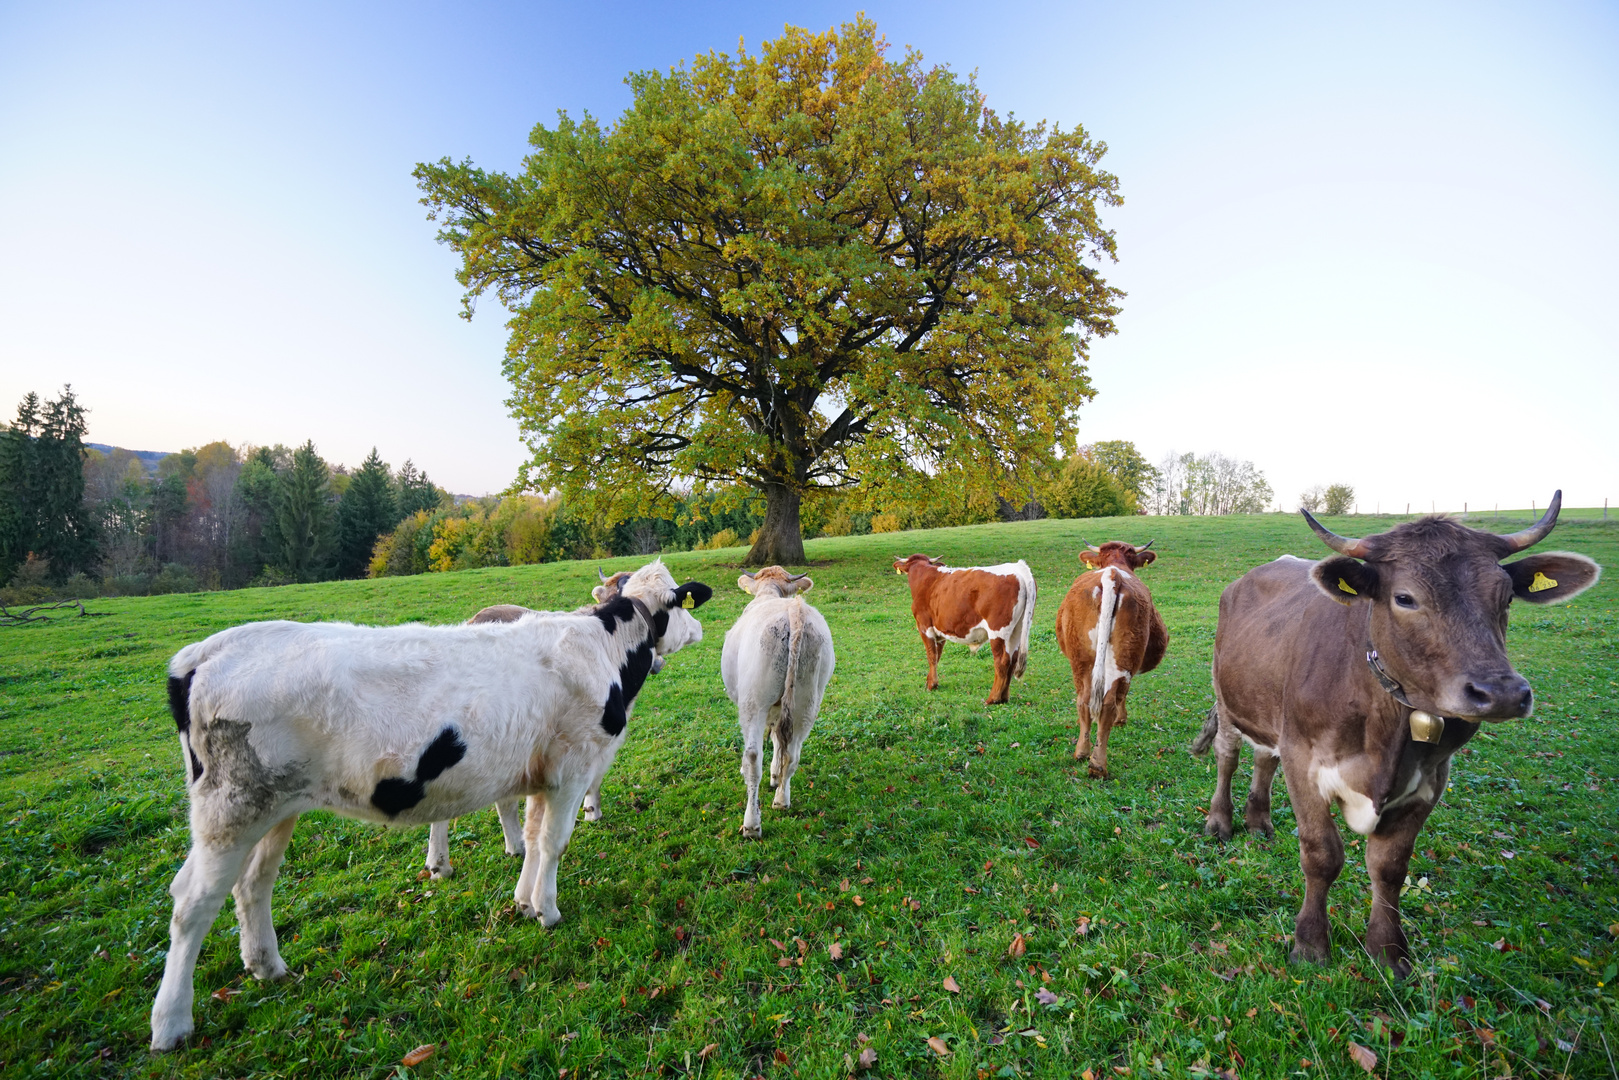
[745,483,806,566]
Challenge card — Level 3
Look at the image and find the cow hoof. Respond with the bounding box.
[1203,817,1233,842]
[1245,818,1275,840]
[583,807,601,822]
[517,900,540,920]
[1289,942,1330,966]
[540,908,563,929]
[1074,740,1091,760]
[245,953,288,982]
[741,824,762,840]
[427,864,454,880]
[150,1019,194,1053]
[1086,762,1108,780]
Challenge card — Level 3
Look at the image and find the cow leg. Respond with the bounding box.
[772,711,805,811]
[1088,685,1124,779]
[1282,761,1343,965]
[234,814,298,982]
[513,794,547,916]
[1072,665,1094,762]
[740,710,767,839]
[496,799,524,853]
[1203,711,1242,841]
[1243,749,1282,838]
[151,837,258,1050]
[582,774,604,822]
[921,628,943,690]
[425,820,454,879]
[521,783,588,927]
[986,638,1012,705]
[1364,804,1433,978]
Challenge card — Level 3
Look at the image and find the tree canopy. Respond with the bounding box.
[416,16,1122,563]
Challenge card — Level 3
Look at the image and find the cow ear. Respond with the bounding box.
[673,582,713,610]
[791,575,814,594]
[1135,550,1157,568]
[1080,551,1100,569]
[1311,556,1379,605]
[737,573,757,594]
[1504,552,1601,604]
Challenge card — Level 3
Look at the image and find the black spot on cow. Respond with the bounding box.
[167,671,205,780]
[369,726,468,817]
[168,671,194,734]
[593,597,637,634]
[652,609,670,641]
[416,726,467,781]
[619,642,656,705]
[601,683,627,737]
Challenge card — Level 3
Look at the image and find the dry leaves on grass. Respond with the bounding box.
[1023,837,1040,849]
[927,1036,950,1056]
[401,1044,437,1067]
[1008,932,1028,958]
[829,942,844,960]
[943,975,961,993]
[209,986,241,1003]
[1347,1042,1378,1073]
[1035,987,1061,1006]
[857,1046,877,1070]
[698,1044,717,1060]
[1076,915,1092,935]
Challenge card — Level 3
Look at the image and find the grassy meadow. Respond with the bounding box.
[1,511,1616,1079]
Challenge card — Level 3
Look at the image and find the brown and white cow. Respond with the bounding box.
[1193,493,1600,976]
[1055,541,1168,778]
[894,555,1036,704]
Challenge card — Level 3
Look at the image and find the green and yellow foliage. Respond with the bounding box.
[415,15,1122,563]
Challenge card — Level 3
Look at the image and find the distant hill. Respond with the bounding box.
[86,442,170,475]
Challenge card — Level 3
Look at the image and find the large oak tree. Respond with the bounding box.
[416,17,1122,564]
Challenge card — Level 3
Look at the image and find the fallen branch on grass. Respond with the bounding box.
[0,599,111,625]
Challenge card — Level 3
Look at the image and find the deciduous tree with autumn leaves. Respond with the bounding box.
[416,17,1123,564]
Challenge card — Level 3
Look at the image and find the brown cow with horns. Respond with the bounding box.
[1194,492,1600,976]
[1055,540,1168,778]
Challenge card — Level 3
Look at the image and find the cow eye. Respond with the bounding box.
[1394,593,1418,609]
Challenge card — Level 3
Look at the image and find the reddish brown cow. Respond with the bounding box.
[1194,493,1600,976]
[894,555,1036,704]
[1054,541,1168,778]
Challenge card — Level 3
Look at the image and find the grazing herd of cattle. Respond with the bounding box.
[149,494,1599,1050]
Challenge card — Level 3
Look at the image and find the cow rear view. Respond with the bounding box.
[721,567,836,838]
[1055,541,1168,778]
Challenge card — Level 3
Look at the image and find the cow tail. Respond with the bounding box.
[1088,569,1120,716]
[777,598,806,743]
[1012,565,1034,680]
[1190,704,1221,757]
[167,651,206,784]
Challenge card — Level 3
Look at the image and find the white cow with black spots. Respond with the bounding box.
[720,566,836,838]
[150,560,711,1051]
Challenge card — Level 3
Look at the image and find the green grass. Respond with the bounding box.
[2,513,1616,1079]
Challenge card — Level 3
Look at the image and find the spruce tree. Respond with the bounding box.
[272,441,335,582]
[335,448,398,578]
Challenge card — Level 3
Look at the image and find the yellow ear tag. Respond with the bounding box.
[1337,578,1358,595]
[682,593,696,609]
[1528,571,1558,593]
[896,567,905,576]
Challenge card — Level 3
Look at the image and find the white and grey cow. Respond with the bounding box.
[150,560,711,1050]
[423,570,637,879]
[720,566,836,838]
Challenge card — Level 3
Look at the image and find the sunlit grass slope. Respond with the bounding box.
[1,512,1615,1078]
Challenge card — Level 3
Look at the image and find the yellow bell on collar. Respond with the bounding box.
[1408,710,1444,743]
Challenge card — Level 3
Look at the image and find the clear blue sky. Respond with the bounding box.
[2,1,1614,512]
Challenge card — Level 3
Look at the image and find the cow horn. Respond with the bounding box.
[1137,539,1154,551]
[788,572,810,581]
[1300,508,1371,558]
[1078,538,1096,551]
[1498,490,1562,554]
[597,566,609,584]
